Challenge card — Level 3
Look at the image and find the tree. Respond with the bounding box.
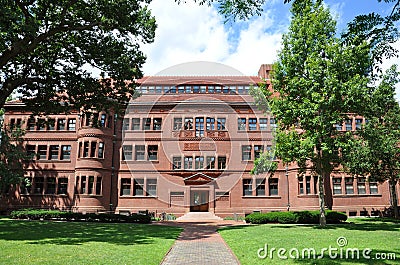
[342,66,400,219]
[0,123,31,196]
[261,0,373,226]
[0,0,156,114]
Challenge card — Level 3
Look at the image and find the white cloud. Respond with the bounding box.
[141,0,284,76]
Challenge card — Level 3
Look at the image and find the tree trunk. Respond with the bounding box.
[389,179,399,219]
[318,174,327,227]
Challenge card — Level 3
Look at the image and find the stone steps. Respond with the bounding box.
[176,212,223,222]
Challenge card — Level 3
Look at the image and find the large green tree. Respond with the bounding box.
[0,0,156,114]
[342,66,400,219]
[266,0,374,226]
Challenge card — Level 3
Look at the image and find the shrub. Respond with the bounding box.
[245,210,347,224]
[295,211,320,224]
[326,210,347,223]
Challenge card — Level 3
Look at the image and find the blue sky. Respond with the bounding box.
[142,0,399,78]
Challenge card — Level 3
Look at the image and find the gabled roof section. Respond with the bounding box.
[136,76,262,86]
[183,172,216,181]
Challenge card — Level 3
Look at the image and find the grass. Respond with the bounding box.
[219,218,400,265]
[0,218,182,265]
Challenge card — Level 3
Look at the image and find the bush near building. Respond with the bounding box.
[245,210,347,224]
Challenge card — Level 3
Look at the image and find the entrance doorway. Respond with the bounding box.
[190,190,209,212]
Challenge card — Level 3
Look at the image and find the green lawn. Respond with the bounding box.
[219,219,400,265]
[0,218,182,265]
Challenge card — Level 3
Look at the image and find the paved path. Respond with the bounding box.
[160,221,243,265]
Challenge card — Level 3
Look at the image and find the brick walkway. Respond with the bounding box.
[160,221,243,265]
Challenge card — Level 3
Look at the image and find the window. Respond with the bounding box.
[147,179,157,196]
[184,118,193,130]
[238,118,246,130]
[217,118,226,130]
[27,118,35,130]
[306,176,311,194]
[237,86,244,94]
[357,177,366,194]
[123,145,133,160]
[173,118,182,130]
[58,178,68,195]
[48,119,55,130]
[34,177,45,194]
[83,142,89,157]
[49,145,59,160]
[135,145,145,160]
[123,118,130,131]
[148,86,155,93]
[46,177,56,194]
[248,118,257,131]
[90,142,96,157]
[217,156,226,169]
[21,177,32,195]
[184,156,193,169]
[177,86,184,93]
[88,176,95,194]
[173,156,182,170]
[80,176,87,194]
[57,119,66,130]
[259,118,268,131]
[345,119,352,131]
[298,176,304,194]
[355,119,363,130]
[153,118,162,130]
[195,156,204,169]
[195,117,204,137]
[60,145,71,160]
[131,118,140,130]
[98,142,104,158]
[208,86,215,93]
[369,181,378,194]
[38,145,47,160]
[134,179,144,196]
[37,119,45,131]
[256,179,266,196]
[332,178,342,194]
[147,145,158,161]
[206,117,215,131]
[100,114,107,127]
[143,118,151,130]
[185,86,192,93]
[26,145,36,158]
[243,179,252,196]
[345,177,354,194]
[200,86,206,93]
[96,176,102,195]
[215,86,222,93]
[68,119,76,131]
[269,118,276,128]
[156,86,162,93]
[254,145,264,159]
[193,86,200,93]
[206,156,215,169]
[242,145,252,161]
[121,179,131,196]
[335,123,343,131]
[269,178,279,195]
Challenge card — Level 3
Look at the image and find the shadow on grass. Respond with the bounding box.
[0,219,182,246]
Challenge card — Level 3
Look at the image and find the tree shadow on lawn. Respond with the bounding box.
[0,219,182,246]
[310,221,400,232]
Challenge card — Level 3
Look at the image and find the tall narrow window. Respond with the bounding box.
[345,177,354,194]
[34,177,45,194]
[134,179,144,196]
[135,145,145,160]
[243,179,252,196]
[26,145,36,159]
[80,176,87,194]
[206,156,215,169]
[123,118,130,131]
[369,181,378,194]
[217,156,226,169]
[184,118,193,130]
[173,156,182,170]
[184,156,193,169]
[298,176,304,194]
[67,119,76,131]
[357,177,366,194]
[143,118,151,130]
[48,119,56,130]
[256,179,266,196]
[195,117,204,137]
[83,142,89,157]
[259,118,268,131]
[88,176,95,194]
[153,118,162,130]
[147,145,158,161]
[206,117,215,131]
[57,119,66,130]
[238,118,246,130]
[123,145,133,160]
[131,118,140,130]
[27,118,36,131]
[269,178,279,195]
[147,179,157,196]
[98,142,104,158]
[254,145,264,159]
[46,177,56,194]
[242,145,252,161]
[121,179,131,196]
[49,145,59,160]
[96,176,102,195]
[37,119,45,131]
[90,142,96,157]
[195,156,204,169]
[58,178,68,195]
[217,118,226,130]
[345,119,353,131]
[173,118,182,130]
[269,118,276,128]
[248,118,257,131]
[60,145,71,160]
[333,178,342,194]
[38,145,47,160]
[306,176,311,194]
[100,114,107,127]
[355,119,363,130]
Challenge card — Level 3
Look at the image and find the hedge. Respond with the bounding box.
[245,210,347,224]
[10,209,151,224]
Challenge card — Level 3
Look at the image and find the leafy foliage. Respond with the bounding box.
[0,0,156,114]
[244,210,347,224]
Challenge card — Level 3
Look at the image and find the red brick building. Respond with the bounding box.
[1,64,397,218]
